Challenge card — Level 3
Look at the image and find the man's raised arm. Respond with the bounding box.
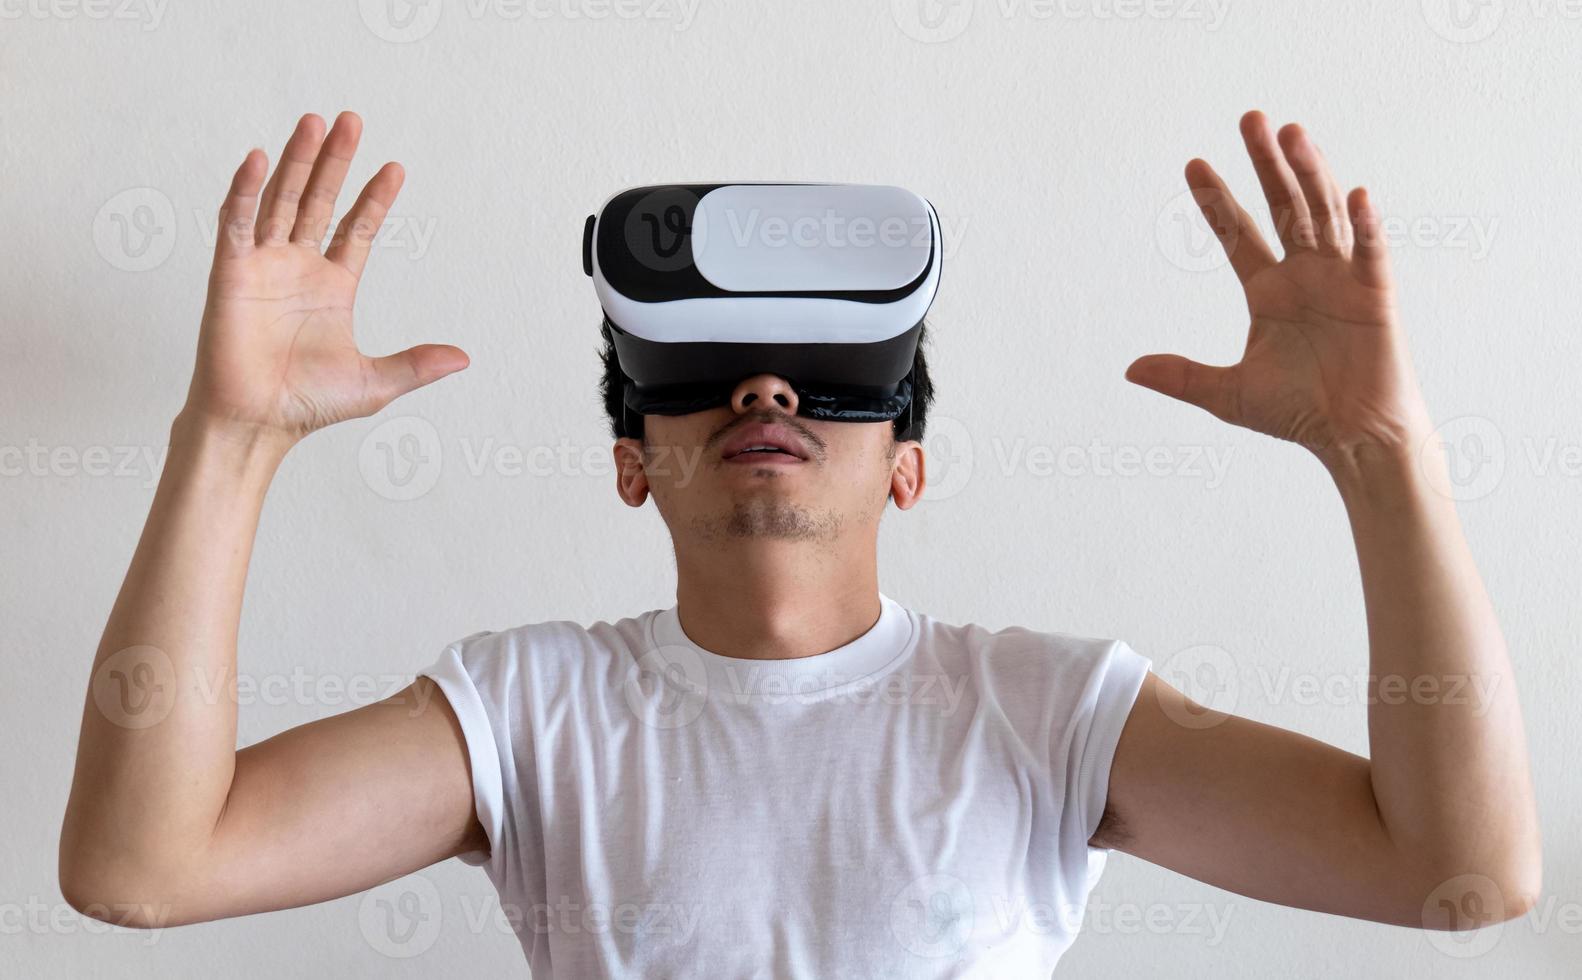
[1093,110,1542,928]
[58,112,480,928]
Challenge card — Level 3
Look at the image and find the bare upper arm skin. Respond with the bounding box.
[168,678,485,924]
[1089,671,1437,927]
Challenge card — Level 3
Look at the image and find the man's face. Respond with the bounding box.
[612,373,926,545]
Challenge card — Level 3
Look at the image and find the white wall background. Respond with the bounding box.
[3,1,1579,975]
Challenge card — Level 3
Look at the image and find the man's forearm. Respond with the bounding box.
[59,118,476,925]
[60,411,291,901]
[1326,439,1542,911]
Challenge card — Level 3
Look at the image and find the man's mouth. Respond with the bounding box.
[724,445,805,465]
[734,445,796,456]
[720,421,813,463]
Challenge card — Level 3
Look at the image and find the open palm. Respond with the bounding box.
[1129,111,1434,466]
[185,112,467,444]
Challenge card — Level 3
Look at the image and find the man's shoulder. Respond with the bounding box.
[905,608,1153,766]
[908,607,1152,716]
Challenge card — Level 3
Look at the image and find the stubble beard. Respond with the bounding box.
[690,493,843,543]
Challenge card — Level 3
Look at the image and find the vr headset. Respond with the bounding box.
[583,183,942,441]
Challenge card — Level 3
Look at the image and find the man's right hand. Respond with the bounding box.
[184,111,467,446]
[60,113,485,930]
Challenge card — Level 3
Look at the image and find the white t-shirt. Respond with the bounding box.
[422,592,1151,978]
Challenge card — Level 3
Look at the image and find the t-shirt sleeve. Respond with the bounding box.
[421,631,511,869]
[1067,639,1152,854]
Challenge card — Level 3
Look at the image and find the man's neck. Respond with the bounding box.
[671,541,882,662]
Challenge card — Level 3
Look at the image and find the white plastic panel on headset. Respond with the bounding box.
[589,183,942,347]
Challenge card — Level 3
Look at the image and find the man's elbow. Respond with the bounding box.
[1413,849,1543,929]
[58,843,189,931]
[1495,853,1544,922]
[1485,833,1544,922]
[59,877,180,931]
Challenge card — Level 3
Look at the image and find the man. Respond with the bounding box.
[59,109,1541,976]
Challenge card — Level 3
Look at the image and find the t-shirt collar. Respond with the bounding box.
[647,591,916,701]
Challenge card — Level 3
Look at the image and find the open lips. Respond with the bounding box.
[721,422,811,462]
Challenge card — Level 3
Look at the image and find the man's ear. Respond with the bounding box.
[888,439,926,509]
[613,437,650,507]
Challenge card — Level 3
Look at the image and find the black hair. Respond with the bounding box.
[596,318,936,444]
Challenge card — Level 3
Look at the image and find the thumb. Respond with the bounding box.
[1125,354,1239,422]
[367,344,470,407]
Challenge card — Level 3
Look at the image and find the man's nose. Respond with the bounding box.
[729,374,799,417]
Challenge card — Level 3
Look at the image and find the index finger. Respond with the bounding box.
[1185,157,1279,285]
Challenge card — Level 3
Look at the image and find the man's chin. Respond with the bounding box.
[697,498,838,542]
